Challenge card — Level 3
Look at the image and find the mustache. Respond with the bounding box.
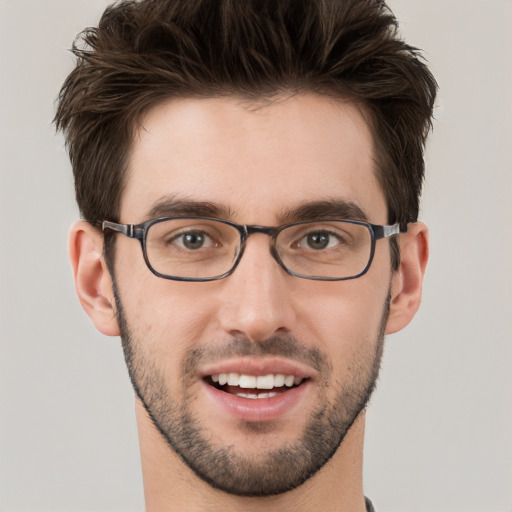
[182,335,329,375]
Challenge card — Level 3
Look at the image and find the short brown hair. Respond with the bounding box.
[55,0,437,266]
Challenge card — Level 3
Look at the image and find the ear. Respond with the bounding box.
[386,222,429,335]
[69,221,120,336]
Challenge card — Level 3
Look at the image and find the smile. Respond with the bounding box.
[207,373,306,399]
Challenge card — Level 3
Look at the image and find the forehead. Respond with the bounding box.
[121,94,386,224]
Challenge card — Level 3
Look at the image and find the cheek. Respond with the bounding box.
[115,256,217,358]
[296,275,389,359]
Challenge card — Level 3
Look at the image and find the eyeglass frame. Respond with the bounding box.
[102,216,406,282]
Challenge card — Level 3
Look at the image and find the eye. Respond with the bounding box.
[171,230,216,250]
[298,230,342,250]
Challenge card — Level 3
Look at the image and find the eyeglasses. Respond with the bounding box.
[102,217,405,282]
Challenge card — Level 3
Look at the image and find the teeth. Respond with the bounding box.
[211,373,303,390]
[227,373,239,386]
[274,374,285,387]
[256,375,274,389]
[236,392,279,399]
[239,375,257,388]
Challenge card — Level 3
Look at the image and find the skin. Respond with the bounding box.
[69,93,428,512]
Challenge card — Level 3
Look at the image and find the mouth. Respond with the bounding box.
[204,372,308,399]
[199,359,314,422]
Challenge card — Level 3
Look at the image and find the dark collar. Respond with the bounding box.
[365,496,376,512]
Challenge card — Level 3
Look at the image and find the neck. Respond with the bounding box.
[135,399,368,512]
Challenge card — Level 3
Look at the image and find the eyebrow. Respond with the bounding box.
[278,199,369,224]
[144,196,369,224]
[145,195,234,220]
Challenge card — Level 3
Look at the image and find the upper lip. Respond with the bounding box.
[198,357,314,380]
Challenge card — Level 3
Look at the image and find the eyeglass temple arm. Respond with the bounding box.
[102,220,145,240]
[371,222,407,240]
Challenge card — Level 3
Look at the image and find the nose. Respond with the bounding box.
[217,234,297,342]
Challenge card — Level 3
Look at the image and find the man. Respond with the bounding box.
[55,0,436,510]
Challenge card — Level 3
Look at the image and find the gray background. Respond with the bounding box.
[1,1,511,511]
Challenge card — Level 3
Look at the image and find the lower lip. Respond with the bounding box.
[202,381,310,423]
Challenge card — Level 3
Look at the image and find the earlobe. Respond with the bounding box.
[69,221,120,336]
[385,222,429,335]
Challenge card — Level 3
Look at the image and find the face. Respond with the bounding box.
[113,94,393,496]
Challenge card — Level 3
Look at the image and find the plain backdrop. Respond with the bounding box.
[1,1,511,511]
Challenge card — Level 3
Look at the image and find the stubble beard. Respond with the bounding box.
[113,282,388,497]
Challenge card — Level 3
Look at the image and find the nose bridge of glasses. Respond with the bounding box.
[244,225,281,254]
[238,224,283,267]
[245,225,279,237]
[233,224,286,280]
